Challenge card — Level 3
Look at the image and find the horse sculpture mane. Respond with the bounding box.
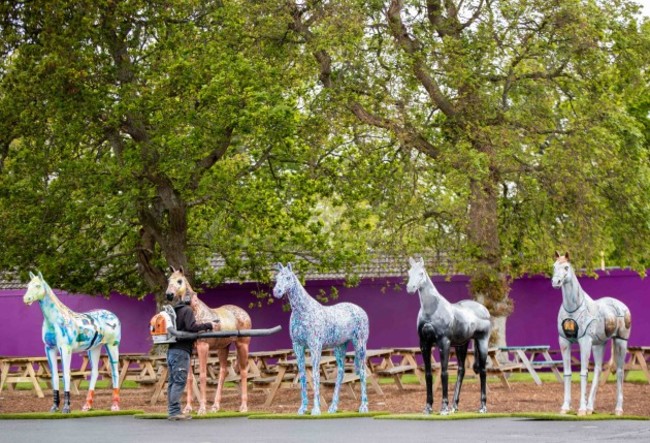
[273,262,370,415]
[406,256,491,415]
[165,266,252,414]
[551,251,631,416]
[22,271,121,413]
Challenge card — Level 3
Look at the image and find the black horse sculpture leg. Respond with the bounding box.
[474,338,488,413]
[451,344,469,412]
[421,342,434,414]
[438,340,452,415]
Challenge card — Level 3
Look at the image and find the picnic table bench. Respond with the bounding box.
[498,345,562,385]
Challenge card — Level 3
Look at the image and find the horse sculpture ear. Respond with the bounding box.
[169,265,176,274]
[29,271,36,280]
[179,266,184,275]
[409,257,415,266]
[38,271,44,280]
[274,262,283,272]
[564,252,570,260]
[554,251,560,259]
[287,262,293,271]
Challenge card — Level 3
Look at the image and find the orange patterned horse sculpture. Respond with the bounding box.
[165,267,252,414]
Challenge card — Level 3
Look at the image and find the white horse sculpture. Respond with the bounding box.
[551,252,631,416]
[23,271,121,413]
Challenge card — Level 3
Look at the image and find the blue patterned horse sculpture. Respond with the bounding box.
[23,271,121,413]
[407,257,491,415]
[273,262,370,415]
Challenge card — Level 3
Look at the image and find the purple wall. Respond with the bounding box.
[1,269,647,358]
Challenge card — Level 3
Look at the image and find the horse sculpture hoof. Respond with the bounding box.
[577,409,587,417]
[423,404,433,415]
[49,406,59,413]
[62,406,71,414]
[327,405,338,414]
[111,403,120,412]
[183,405,193,414]
[586,409,594,415]
[478,406,487,414]
[82,404,92,412]
[239,405,248,413]
[615,408,623,416]
[197,406,207,416]
[358,404,369,414]
[210,404,220,413]
[560,407,570,415]
[311,407,321,416]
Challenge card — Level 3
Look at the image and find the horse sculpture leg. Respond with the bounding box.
[451,344,468,414]
[82,347,102,411]
[293,344,309,415]
[105,344,120,411]
[235,340,250,413]
[559,337,573,413]
[613,338,627,415]
[577,337,593,416]
[586,343,605,414]
[309,346,323,416]
[45,346,60,413]
[60,348,73,413]
[328,344,347,414]
[420,341,434,414]
[474,338,488,413]
[211,347,229,413]
[354,341,369,413]
[438,339,452,415]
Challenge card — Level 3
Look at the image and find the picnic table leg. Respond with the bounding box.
[151,366,168,405]
[25,362,45,398]
[0,361,9,395]
[516,350,542,385]
[263,365,287,407]
[636,351,650,384]
[366,364,384,396]
[542,351,563,382]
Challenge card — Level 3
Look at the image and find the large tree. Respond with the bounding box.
[284,0,650,344]
[0,0,371,299]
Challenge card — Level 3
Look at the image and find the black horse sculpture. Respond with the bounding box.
[406,257,492,414]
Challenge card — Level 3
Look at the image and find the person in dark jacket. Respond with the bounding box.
[166,301,216,420]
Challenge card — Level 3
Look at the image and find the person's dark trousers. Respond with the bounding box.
[167,348,191,417]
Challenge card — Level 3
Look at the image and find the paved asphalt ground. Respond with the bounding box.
[2,417,649,443]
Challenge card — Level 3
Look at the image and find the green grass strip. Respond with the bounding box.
[376,412,649,421]
[249,411,389,419]
[0,409,144,420]
[133,411,252,419]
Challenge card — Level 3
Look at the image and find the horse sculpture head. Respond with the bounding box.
[552,251,572,289]
[165,266,192,305]
[406,256,427,294]
[272,262,295,299]
[23,271,48,306]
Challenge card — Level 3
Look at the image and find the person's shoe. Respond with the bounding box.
[168,413,192,421]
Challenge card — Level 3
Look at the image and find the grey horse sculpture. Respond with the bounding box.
[406,257,491,414]
[552,252,631,416]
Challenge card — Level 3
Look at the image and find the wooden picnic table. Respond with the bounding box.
[624,346,650,384]
[374,347,425,390]
[498,345,563,385]
[433,347,520,391]
[0,356,46,398]
[248,349,293,376]
[260,355,338,408]
[150,351,261,404]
